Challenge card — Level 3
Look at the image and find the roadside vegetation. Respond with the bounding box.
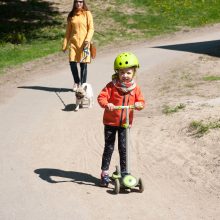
[203,75,220,81]
[162,103,186,115]
[1,0,220,74]
[189,119,220,137]
[0,0,64,72]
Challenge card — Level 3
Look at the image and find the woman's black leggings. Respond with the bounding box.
[101,125,127,173]
[69,62,87,85]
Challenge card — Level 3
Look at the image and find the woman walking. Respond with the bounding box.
[62,0,94,91]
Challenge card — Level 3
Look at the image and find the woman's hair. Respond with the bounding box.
[67,0,89,21]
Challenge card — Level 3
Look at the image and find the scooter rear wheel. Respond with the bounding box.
[138,178,144,193]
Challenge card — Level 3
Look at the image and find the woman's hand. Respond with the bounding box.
[83,41,89,48]
[106,103,115,111]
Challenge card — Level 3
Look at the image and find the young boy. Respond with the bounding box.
[97,52,145,187]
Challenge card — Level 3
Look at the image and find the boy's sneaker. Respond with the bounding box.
[100,174,110,187]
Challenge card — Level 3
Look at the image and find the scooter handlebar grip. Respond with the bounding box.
[114,105,134,110]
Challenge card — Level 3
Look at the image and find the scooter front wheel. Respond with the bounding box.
[112,165,121,180]
[114,178,120,194]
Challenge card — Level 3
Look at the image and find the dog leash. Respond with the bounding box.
[80,47,90,63]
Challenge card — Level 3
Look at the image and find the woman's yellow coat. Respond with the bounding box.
[62,10,94,63]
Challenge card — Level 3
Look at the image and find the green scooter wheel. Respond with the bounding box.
[112,165,121,180]
[114,178,120,194]
[122,175,138,188]
[138,178,144,193]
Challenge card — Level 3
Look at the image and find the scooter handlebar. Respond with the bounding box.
[114,105,135,110]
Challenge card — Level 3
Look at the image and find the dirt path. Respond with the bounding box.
[0,25,220,220]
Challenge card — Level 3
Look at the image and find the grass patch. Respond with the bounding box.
[0,40,61,72]
[203,76,220,81]
[106,0,220,41]
[189,119,220,137]
[162,103,186,115]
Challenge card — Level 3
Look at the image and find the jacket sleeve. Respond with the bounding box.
[135,86,146,110]
[62,19,72,51]
[85,11,94,42]
[97,84,112,108]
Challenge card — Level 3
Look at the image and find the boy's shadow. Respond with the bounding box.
[34,168,100,187]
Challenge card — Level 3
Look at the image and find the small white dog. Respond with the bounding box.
[75,83,94,111]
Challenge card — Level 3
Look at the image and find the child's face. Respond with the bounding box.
[118,67,135,83]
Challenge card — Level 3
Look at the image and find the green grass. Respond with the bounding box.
[107,0,220,40]
[1,0,220,73]
[189,119,220,137]
[162,103,186,115]
[0,40,61,70]
[203,76,220,81]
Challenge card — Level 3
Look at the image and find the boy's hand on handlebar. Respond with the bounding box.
[106,103,115,111]
[134,102,143,110]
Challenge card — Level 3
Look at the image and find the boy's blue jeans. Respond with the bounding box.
[69,62,87,85]
[101,125,127,173]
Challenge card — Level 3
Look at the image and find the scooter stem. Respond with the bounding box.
[114,105,134,174]
[125,107,130,174]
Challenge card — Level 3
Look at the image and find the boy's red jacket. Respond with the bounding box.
[97,82,145,127]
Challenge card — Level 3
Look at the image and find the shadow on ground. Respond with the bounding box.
[18,85,78,111]
[18,86,72,93]
[153,40,220,58]
[34,168,100,186]
[0,0,62,42]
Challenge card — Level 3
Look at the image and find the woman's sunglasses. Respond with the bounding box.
[75,1,83,3]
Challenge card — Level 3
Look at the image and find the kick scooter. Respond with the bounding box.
[111,105,144,194]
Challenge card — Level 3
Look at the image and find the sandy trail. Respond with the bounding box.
[0,25,220,220]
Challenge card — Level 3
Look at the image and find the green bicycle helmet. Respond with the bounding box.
[114,52,140,70]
